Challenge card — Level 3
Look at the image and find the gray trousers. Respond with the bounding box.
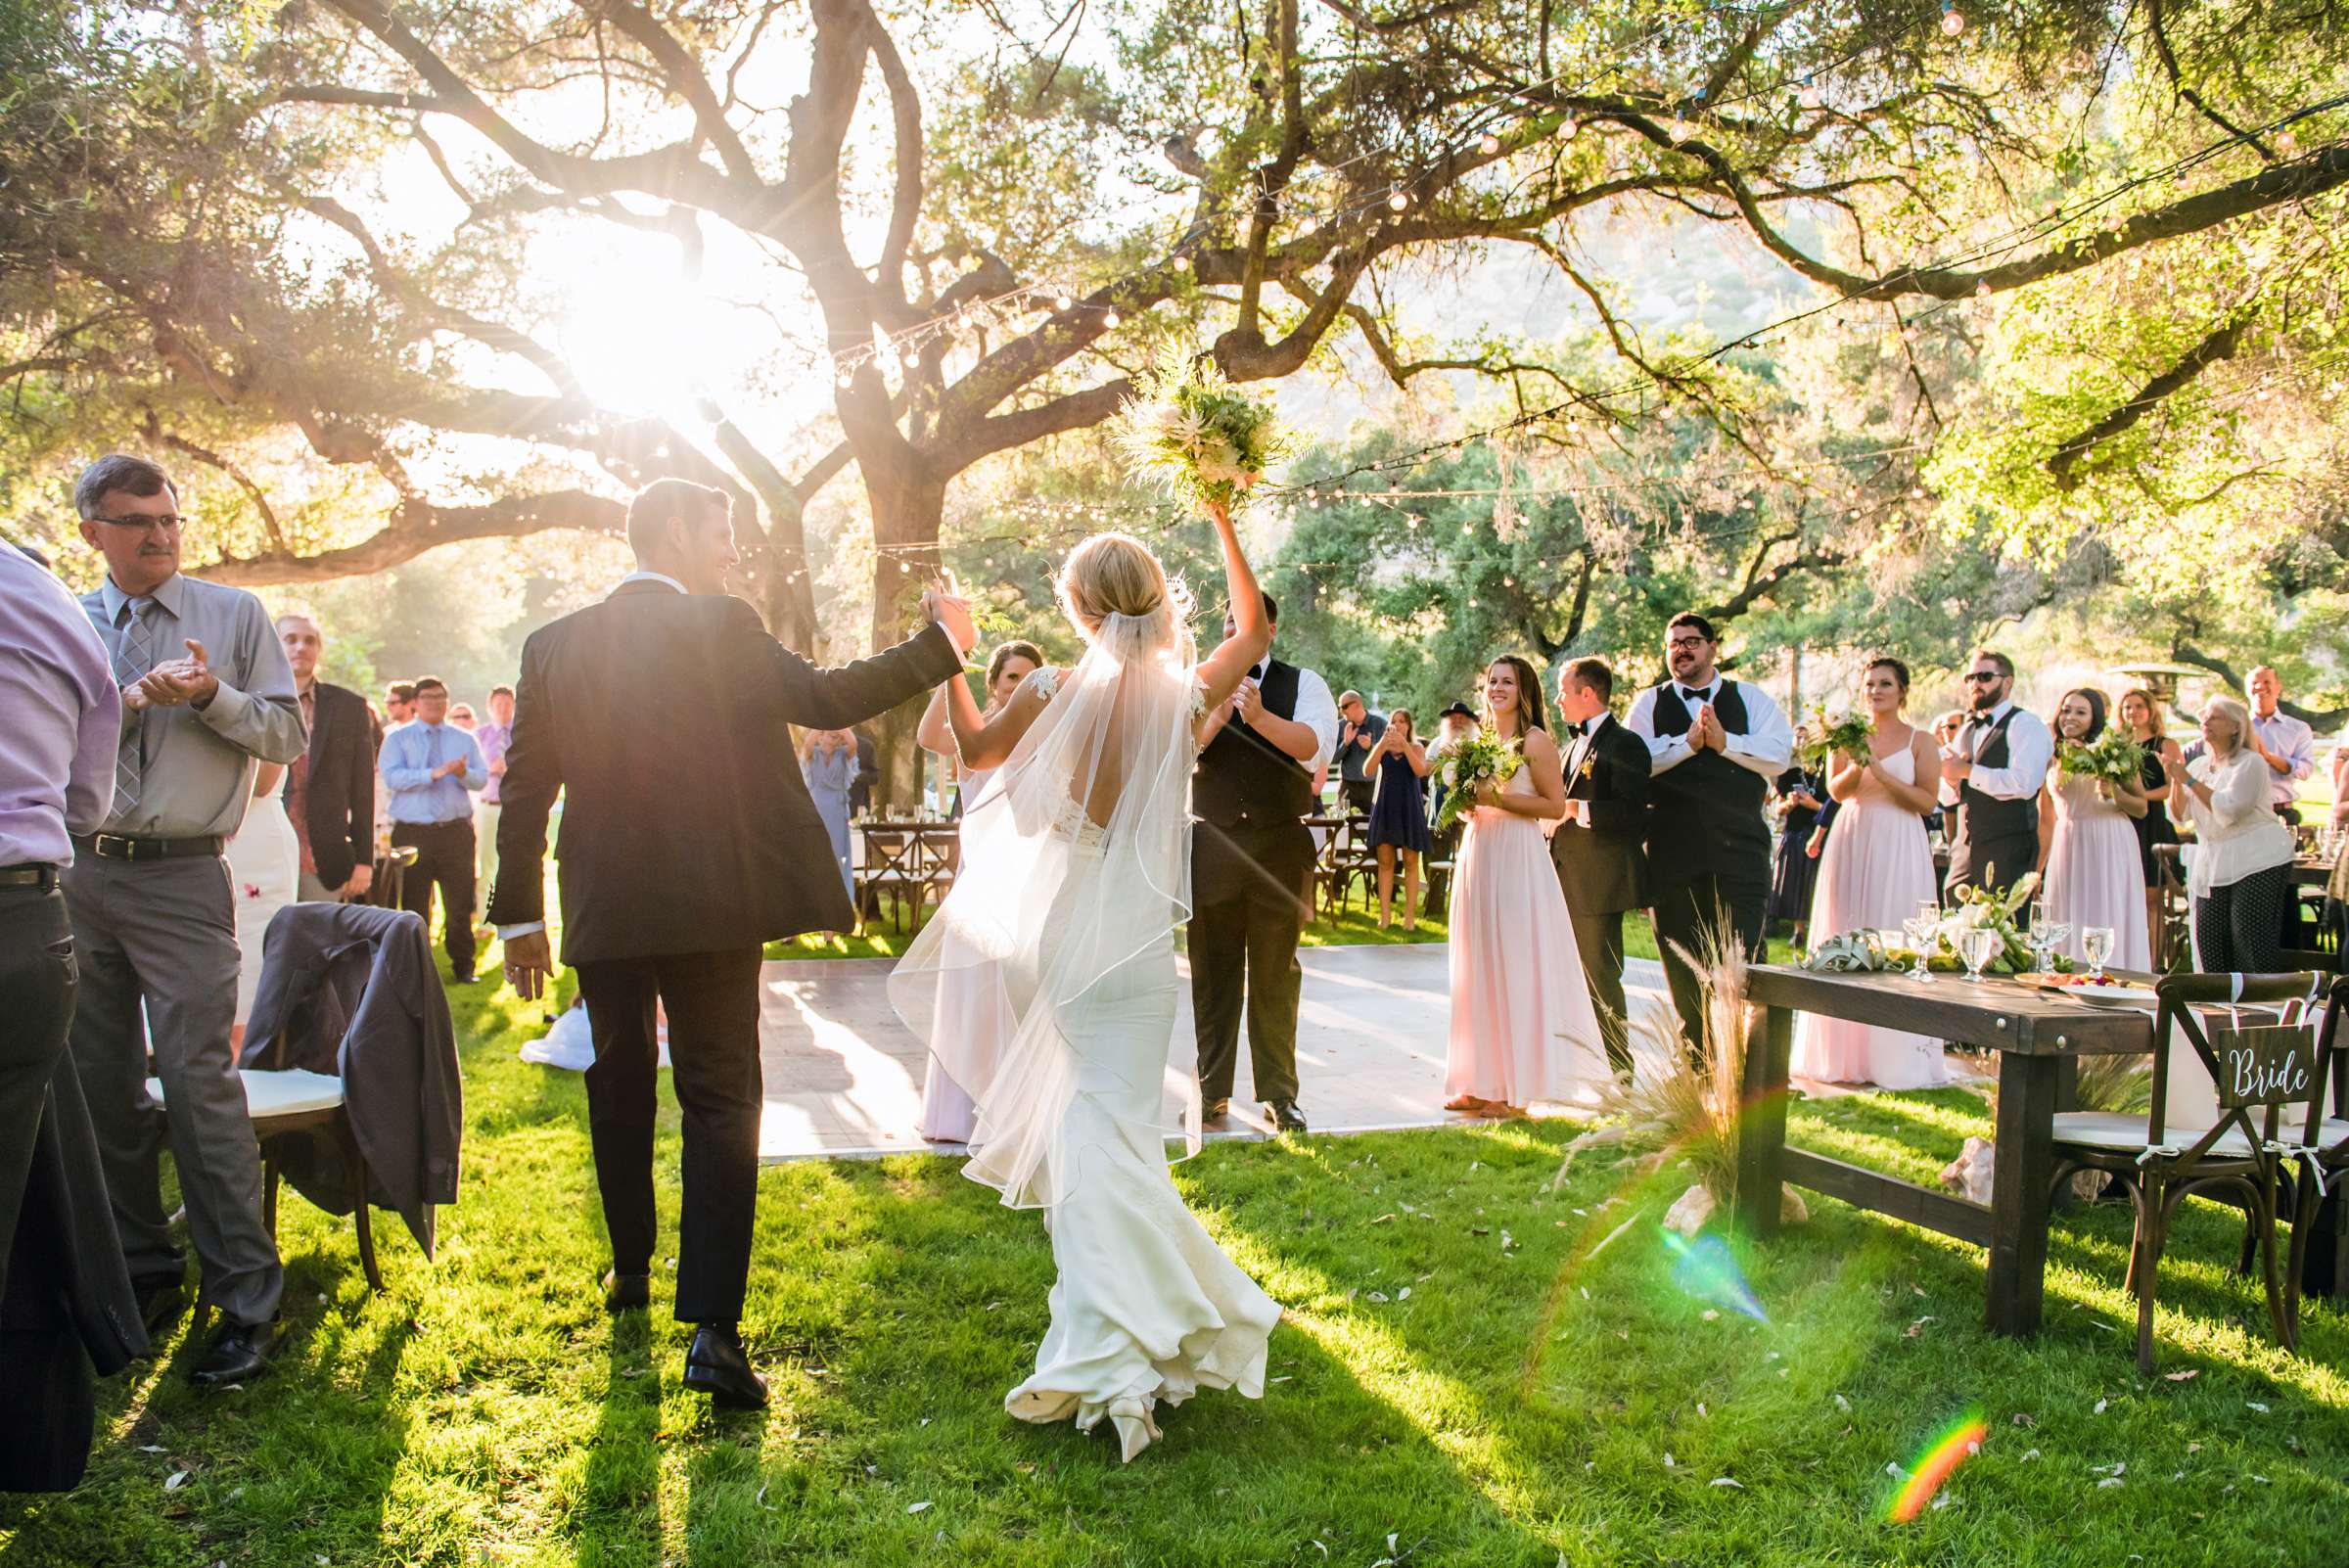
[298,869,341,902]
[64,853,282,1326]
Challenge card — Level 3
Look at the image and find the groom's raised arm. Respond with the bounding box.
[730,600,965,731]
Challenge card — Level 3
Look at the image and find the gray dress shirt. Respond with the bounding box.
[82,572,308,840]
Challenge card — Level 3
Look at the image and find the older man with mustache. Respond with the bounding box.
[64,453,308,1387]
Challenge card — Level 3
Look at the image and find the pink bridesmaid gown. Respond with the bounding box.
[2043,770,2150,972]
[1791,744,1953,1088]
[1445,763,1610,1107]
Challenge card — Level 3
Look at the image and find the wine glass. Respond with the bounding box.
[2082,925,2116,981]
[1958,926,2000,983]
[1902,910,1939,983]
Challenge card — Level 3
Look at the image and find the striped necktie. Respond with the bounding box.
[110,596,159,819]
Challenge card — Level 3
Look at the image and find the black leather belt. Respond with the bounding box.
[72,833,224,863]
[0,864,61,891]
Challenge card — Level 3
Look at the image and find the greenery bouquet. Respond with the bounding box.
[1799,704,1874,769]
[2056,727,2142,787]
[1114,348,1293,512]
[1930,869,2042,975]
[1432,731,1523,834]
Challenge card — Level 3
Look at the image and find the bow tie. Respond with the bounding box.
[1678,685,1712,705]
[1567,718,1592,738]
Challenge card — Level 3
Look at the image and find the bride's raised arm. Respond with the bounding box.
[1193,497,1270,714]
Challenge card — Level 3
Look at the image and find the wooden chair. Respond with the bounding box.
[1319,814,1378,916]
[2047,971,2326,1371]
[144,1066,387,1293]
[2283,977,2349,1342]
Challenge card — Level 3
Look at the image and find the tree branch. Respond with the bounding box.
[2049,309,2253,490]
[197,488,624,585]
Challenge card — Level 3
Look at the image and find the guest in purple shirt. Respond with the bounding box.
[475,683,514,924]
[0,538,121,1295]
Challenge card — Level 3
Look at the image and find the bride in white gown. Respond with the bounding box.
[889,498,1280,1462]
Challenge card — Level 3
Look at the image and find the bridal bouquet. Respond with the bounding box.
[1799,704,1874,769]
[1115,348,1293,512]
[2056,727,2142,787]
[1433,731,1523,834]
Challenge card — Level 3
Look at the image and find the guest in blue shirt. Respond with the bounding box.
[380,676,488,981]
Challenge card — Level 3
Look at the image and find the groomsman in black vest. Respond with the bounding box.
[1623,613,1793,1060]
[1550,658,1650,1079]
[1939,648,2051,901]
[1190,592,1337,1134]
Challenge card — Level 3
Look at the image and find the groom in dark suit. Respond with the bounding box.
[1551,658,1650,1079]
[492,479,972,1408]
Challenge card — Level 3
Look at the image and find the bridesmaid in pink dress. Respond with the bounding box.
[1444,655,1609,1117]
[1791,658,1953,1089]
[2038,687,2150,972]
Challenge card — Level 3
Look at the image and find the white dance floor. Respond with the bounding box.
[751,944,1682,1161]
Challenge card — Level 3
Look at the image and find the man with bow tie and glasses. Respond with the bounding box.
[1623,614,1793,1062]
[1938,648,2052,907]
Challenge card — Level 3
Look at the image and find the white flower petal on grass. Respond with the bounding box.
[907,1500,932,1515]
[2021,1450,2042,1461]
[2095,1399,2108,1414]
[163,1471,190,1492]
[2164,1369,2198,1381]
[2097,1477,2124,1489]
[1662,1453,1676,1468]
[2246,1402,2270,1413]
[138,1445,166,1454]
[1710,1477,1742,1489]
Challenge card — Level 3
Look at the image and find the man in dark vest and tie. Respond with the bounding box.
[1939,648,2052,901]
[1189,592,1338,1134]
[1623,613,1793,1061]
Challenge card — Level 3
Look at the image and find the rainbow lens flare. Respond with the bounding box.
[1659,1229,1768,1323]
[1885,1410,1989,1522]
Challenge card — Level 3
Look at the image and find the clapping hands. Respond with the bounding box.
[122,638,218,712]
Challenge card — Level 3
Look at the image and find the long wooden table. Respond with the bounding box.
[1736,966,2165,1337]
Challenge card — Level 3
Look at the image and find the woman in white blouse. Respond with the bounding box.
[2164,695,2298,972]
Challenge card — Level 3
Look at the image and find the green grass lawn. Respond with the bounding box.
[5,953,2341,1566]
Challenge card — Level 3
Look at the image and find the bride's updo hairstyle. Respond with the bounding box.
[1056,530,1192,650]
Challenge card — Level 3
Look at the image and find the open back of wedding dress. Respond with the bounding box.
[889,606,1279,1461]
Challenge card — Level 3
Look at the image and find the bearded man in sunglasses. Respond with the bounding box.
[1939,649,2053,905]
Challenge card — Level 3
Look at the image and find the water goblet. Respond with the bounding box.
[2082,925,2115,981]
[1958,926,2000,983]
[1902,911,1938,982]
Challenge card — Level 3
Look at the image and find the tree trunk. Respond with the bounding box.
[864,462,950,811]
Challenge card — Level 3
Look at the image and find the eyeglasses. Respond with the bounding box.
[1666,635,1710,651]
[88,513,183,532]
[1963,670,2004,684]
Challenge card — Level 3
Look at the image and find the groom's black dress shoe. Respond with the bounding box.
[602,1269,651,1314]
[683,1324,768,1409]
[190,1316,277,1386]
[1268,1100,1309,1134]
[1203,1098,1231,1123]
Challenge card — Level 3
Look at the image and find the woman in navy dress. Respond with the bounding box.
[1364,708,1433,930]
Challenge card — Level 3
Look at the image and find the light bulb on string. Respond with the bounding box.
[1940,4,1965,37]
[2277,129,2300,157]
[1102,309,1122,328]
[1053,291,1074,311]
[1173,254,1192,272]
[1479,132,1501,156]
[1389,189,1411,212]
